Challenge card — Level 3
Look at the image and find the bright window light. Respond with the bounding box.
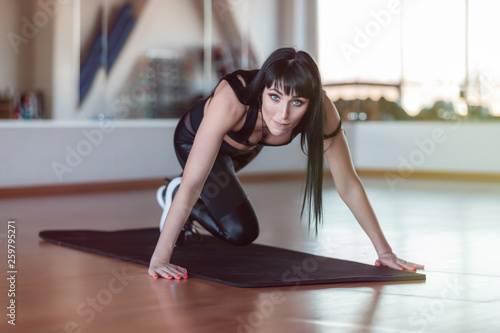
[318,0,500,116]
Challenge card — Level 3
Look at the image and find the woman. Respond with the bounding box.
[148,48,424,280]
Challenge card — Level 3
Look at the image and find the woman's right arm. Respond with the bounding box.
[148,80,246,279]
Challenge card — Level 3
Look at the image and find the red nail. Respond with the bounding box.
[176,275,181,279]
[183,274,188,278]
[399,267,403,270]
[153,275,158,279]
[167,275,172,279]
[375,263,380,266]
[411,266,416,269]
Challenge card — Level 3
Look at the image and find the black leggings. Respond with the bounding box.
[173,111,263,245]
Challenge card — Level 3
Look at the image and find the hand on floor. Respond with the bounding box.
[374,252,425,272]
[149,260,188,280]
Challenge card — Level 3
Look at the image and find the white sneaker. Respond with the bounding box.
[156,185,167,209]
[158,177,182,232]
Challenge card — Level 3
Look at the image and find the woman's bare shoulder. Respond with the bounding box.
[323,92,342,136]
[206,79,247,121]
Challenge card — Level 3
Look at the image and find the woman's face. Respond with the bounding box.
[261,84,309,137]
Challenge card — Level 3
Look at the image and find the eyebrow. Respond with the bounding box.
[269,88,303,99]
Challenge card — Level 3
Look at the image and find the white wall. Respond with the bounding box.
[0,120,307,188]
[348,121,500,173]
[0,120,181,187]
[1,121,499,189]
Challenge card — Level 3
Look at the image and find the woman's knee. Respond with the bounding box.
[218,199,260,246]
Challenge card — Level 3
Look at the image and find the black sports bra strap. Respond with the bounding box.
[323,119,343,139]
[223,73,247,105]
[222,70,260,145]
[223,70,259,105]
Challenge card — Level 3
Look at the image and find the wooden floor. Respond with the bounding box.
[2,176,500,333]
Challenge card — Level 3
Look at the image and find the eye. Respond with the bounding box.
[270,94,280,101]
[292,100,304,106]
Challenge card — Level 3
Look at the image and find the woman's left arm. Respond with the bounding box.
[322,94,424,271]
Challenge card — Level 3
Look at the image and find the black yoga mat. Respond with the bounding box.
[39,228,425,288]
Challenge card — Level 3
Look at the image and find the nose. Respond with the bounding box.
[281,103,289,119]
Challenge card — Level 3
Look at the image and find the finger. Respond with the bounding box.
[175,265,188,275]
[163,265,188,279]
[162,267,187,280]
[168,268,185,279]
[403,261,425,271]
[374,259,381,267]
[161,266,182,279]
[411,263,425,270]
[174,271,189,279]
[397,260,415,271]
[150,265,189,280]
[174,266,189,278]
[166,268,178,280]
[401,264,415,271]
[385,260,403,271]
[403,262,418,271]
[156,268,172,279]
[148,268,159,279]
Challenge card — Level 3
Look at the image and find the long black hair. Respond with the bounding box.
[243,48,326,233]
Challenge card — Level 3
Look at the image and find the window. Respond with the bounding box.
[318,0,500,120]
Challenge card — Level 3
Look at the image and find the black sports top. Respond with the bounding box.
[188,69,342,147]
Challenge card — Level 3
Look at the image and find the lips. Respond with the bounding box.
[273,120,289,127]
